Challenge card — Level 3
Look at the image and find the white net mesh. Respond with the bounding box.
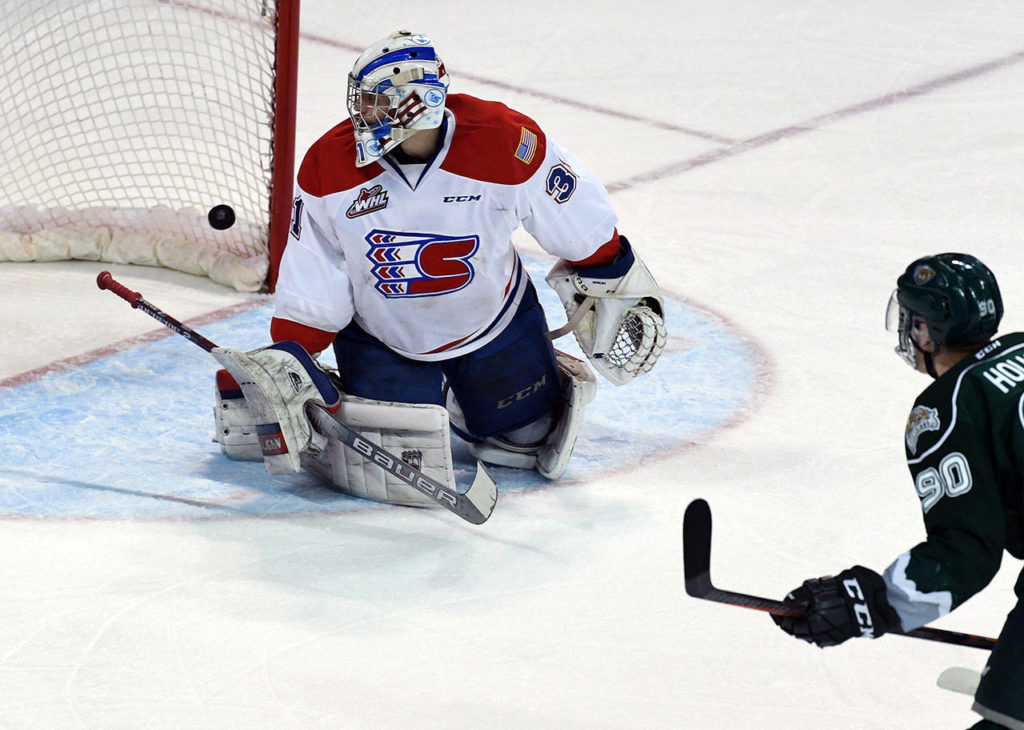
[0,1,285,291]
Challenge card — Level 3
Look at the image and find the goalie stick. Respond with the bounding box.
[682,498,997,650]
[96,271,497,525]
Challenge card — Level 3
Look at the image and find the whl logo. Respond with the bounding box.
[347,184,389,218]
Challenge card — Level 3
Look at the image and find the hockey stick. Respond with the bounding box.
[546,297,595,340]
[682,499,997,650]
[96,271,498,525]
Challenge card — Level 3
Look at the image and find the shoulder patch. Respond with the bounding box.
[905,405,941,455]
[441,94,547,184]
[514,127,538,164]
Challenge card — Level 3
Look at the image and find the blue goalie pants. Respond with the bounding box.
[332,279,563,440]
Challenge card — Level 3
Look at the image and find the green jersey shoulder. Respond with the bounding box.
[908,331,1024,475]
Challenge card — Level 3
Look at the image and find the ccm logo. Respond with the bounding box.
[443,195,481,203]
[842,577,876,638]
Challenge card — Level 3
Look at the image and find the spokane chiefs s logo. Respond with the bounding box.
[365,230,479,298]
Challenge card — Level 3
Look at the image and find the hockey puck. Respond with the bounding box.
[208,204,236,230]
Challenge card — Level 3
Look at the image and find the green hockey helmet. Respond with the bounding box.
[886,253,1002,368]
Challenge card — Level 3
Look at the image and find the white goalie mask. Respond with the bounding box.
[346,31,451,167]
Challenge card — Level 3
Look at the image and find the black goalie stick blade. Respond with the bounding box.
[681,498,997,648]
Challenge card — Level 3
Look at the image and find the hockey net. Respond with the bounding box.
[0,1,299,292]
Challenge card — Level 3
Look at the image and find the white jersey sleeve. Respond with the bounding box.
[518,139,619,262]
[274,186,356,333]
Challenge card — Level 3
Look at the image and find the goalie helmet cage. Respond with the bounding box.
[0,0,300,292]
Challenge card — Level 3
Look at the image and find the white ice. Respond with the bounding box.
[2,2,1024,728]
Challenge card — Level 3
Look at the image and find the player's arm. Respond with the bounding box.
[518,140,666,384]
[213,182,352,472]
[772,387,1006,647]
[881,397,1006,631]
[270,317,336,355]
[273,183,357,340]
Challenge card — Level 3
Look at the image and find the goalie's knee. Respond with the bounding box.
[466,351,596,479]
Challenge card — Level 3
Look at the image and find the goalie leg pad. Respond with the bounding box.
[303,394,456,507]
[212,341,340,475]
[213,369,262,461]
[537,351,596,479]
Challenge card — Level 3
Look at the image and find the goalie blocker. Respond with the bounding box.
[546,235,666,386]
[212,341,341,474]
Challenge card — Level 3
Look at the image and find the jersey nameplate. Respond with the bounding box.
[981,354,1024,394]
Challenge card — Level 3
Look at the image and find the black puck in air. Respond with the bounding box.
[208,204,236,230]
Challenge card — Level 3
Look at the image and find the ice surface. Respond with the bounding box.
[1,2,1023,727]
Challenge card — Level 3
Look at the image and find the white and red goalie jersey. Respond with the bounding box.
[273,93,620,359]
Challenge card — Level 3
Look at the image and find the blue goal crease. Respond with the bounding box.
[0,257,758,518]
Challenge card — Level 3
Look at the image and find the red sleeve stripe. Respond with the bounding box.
[569,230,620,268]
[270,317,337,355]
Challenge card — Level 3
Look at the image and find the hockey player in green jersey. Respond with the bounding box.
[772,253,1024,730]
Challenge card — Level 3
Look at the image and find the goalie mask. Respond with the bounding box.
[346,31,450,167]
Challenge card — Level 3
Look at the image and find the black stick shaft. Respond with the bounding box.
[683,499,997,651]
[96,271,218,352]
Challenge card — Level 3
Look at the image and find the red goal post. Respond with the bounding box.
[0,0,300,292]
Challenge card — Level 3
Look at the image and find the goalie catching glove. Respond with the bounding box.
[212,341,340,474]
[546,235,666,385]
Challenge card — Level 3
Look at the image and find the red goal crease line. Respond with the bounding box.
[0,299,267,391]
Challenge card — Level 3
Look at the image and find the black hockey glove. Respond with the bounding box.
[772,566,900,648]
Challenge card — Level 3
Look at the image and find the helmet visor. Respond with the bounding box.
[886,290,926,369]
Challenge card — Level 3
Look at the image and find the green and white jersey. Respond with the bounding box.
[883,332,1024,632]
